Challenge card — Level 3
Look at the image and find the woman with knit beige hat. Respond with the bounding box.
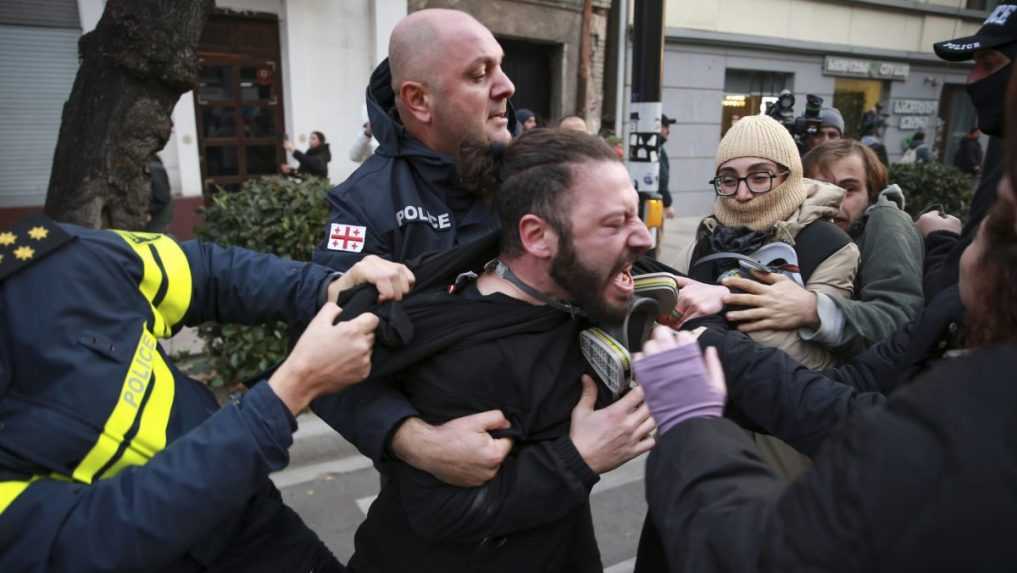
[677,114,859,371]
[675,114,860,478]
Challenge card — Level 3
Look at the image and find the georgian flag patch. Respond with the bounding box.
[326,223,366,253]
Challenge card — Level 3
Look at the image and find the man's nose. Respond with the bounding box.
[630,220,653,252]
[492,68,515,100]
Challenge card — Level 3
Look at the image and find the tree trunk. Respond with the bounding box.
[45,0,214,229]
[576,0,594,118]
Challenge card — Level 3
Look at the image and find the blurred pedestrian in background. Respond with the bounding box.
[349,122,377,164]
[803,106,844,152]
[659,114,676,218]
[282,130,330,178]
[146,155,173,233]
[516,108,538,131]
[953,126,984,175]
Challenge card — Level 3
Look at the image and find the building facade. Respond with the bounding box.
[651,0,995,217]
[0,0,616,234]
[0,0,406,235]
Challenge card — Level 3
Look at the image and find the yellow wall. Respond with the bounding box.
[666,0,984,54]
[834,78,883,110]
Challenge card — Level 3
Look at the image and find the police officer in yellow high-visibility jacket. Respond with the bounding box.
[0,218,412,573]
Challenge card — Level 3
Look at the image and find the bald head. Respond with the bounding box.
[559,116,589,133]
[385,8,514,156]
[389,9,484,90]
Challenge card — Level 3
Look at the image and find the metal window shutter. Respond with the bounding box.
[0,24,80,208]
[0,0,81,29]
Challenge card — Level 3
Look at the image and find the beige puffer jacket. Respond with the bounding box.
[675,179,859,370]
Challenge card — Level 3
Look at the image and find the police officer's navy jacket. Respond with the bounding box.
[310,59,515,461]
[312,59,503,273]
[0,224,341,572]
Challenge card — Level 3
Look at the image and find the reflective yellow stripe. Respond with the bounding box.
[104,346,175,478]
[72,325,175,484]
[112,230,193,338]
[0,476,39,515]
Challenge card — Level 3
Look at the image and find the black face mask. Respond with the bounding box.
[966,61,1011,137]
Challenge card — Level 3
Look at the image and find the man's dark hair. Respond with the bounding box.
[312,130,327,144]
[913,131,926,142]
[458,128,620,257]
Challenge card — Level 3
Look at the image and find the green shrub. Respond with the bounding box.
[888,161,976,222]
[194,176,331,386]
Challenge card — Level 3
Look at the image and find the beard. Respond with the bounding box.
[549,230,634,324]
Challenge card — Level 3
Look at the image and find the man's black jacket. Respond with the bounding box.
[639,343,1017,572]
[315,234,605,572]
[689,285,964,458]
[633,285,966,572]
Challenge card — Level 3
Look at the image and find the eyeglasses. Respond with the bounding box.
[709,171,789,196]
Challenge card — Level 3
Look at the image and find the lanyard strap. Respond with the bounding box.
[487,259,586,318]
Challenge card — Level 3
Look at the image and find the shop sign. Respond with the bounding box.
[899,115,929,130]
[892,99,937,115]
[823,56,909,81]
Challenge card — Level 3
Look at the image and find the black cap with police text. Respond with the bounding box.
[934,3,1017,61]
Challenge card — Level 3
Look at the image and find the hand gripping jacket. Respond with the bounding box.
[0,223,337,573]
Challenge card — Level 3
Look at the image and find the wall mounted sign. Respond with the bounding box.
[892,99,938,115]
[823,56,910,81]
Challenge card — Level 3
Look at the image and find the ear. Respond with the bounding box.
[398,81,432,124]
[517,214,557,260]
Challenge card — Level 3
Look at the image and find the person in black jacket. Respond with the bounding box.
[324,128,656,572]
[146,155,173,233]
[917,5,1015,299]
[953,126,984,175]
[659,114,676,219]
[283,131,331,178]
[632,84,1017,570]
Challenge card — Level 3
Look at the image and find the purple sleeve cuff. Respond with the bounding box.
[633,344,724,434]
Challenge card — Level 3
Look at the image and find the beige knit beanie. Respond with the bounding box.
[712,115,806,231]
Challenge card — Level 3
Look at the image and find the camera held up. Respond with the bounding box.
[765,89,824,154]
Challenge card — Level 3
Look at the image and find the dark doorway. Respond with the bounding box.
[195,12,285,195]
[498,37,555,126]
[939,83,978,164]
[833,92,866,139]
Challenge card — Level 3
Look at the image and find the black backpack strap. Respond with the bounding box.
[687,220,722,283]
[793,220,852,283]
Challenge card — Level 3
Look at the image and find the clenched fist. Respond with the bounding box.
[269,303,380,414]
[327,255,416,303]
